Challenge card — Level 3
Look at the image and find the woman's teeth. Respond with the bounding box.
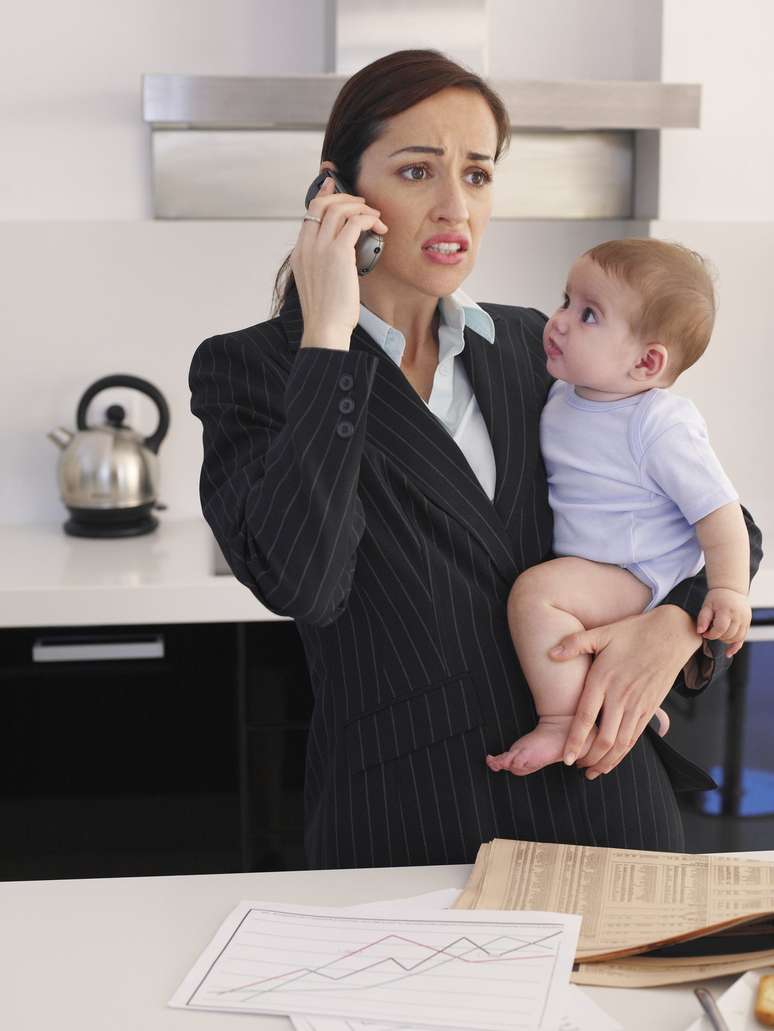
[426,243,461,253]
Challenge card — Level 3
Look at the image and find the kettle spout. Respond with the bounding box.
[47,427,74,449]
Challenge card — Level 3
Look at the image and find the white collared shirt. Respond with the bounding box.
[358,288,498,501]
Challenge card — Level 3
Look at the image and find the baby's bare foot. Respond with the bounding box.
[486,715,596,776]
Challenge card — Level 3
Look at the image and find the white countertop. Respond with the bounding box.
[1,517,772,629]
[0,517,283,627]
[3,854,772,1031]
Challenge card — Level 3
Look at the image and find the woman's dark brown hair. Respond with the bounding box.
[270,48,511,316]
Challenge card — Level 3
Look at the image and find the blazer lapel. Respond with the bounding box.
[460,313,541,546]
[279,286,522,586]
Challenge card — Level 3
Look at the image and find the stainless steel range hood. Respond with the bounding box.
[142,1,699,220]
[143,74,699,132]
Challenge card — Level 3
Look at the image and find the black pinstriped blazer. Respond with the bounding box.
[190,283,762,869]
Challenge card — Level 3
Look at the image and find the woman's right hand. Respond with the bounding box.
[292,176,389,350]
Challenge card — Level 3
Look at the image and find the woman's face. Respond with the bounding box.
[347,87,499,299]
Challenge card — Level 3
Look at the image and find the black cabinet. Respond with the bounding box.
[235,621,313,872]
[663,609,774,852]
[0,620,313,880]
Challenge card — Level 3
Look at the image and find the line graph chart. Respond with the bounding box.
[169,900,581,1030]
[217,926,562,996]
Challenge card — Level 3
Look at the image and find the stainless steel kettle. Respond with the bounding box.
[47,374,170,537]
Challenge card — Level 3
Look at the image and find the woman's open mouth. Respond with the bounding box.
[423,248,465,265]
[421,234,469,265]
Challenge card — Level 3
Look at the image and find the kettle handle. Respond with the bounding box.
[76,374,170,454]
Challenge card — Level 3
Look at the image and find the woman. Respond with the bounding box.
[190,50,761,869]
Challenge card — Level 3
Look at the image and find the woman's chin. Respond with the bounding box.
[412,261,469,295]
[375,258,466,297]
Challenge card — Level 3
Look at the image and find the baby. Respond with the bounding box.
[486,238,752,776]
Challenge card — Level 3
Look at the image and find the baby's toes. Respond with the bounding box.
[485,753,506,771]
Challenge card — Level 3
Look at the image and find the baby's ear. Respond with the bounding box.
[632,343,668,381]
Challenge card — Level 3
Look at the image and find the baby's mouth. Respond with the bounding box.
[545,336,563,357]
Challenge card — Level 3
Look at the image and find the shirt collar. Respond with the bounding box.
[357,287,495,366]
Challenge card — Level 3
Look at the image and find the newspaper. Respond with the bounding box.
[453,839,774,986]
[572,948,774,988]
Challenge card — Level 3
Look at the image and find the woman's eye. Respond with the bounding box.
[581,307,597,324]
[399,165,492,186]
[400,165,429,181]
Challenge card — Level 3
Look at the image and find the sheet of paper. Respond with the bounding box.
[455,838,774,962]
[290,983,621,1031]
[169,898,580,1030]
[287,890,620,1031]
[683,966,774,1031]
[345,889,463,914]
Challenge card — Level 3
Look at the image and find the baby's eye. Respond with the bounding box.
[560,294,569,309]
[581,307,597,325]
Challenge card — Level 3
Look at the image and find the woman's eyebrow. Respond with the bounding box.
[388,145,494,162]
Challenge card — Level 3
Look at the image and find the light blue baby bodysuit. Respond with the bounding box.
[540,380,739,610]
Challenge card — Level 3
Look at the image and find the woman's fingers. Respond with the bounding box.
[306,175,353,214]
[562,684,605,766]
[575,699,624,772]
[301,203,384,245]
[654,706,670,736]
[583,708,649,778]
[305,180,378,229]
[333,212,389,248]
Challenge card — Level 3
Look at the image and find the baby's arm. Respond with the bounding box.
[694,501,752,657]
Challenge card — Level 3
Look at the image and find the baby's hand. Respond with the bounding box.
[696,588,752,658]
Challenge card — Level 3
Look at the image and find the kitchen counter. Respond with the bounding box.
[3,853,772,1031]
[1,516,772,629]
[0,517,281,627]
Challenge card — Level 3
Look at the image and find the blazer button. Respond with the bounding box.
[338,397,355,414]
[336,421,354,438]
[338,373,354,391]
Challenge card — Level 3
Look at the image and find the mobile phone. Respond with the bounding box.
[304,169,383,277]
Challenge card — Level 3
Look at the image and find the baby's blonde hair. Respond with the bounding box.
[582,238,717,381]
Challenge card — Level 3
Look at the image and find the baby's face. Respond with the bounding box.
[543,257,645,393]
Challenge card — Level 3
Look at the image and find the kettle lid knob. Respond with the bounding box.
[105,404,126,428]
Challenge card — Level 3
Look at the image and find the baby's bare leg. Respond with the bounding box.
[487,557,653,776]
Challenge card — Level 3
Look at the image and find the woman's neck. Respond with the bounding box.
[359,279,440,363]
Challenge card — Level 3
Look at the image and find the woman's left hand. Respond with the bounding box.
[552,605,703,779]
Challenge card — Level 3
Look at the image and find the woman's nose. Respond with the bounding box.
[433,179,469,223]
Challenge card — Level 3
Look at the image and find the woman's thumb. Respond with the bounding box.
[549,630,597,659]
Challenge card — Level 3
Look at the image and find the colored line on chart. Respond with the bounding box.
[217,928,561,996]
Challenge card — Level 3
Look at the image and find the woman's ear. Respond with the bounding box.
[319,161,337,175]
[631,343,669,381]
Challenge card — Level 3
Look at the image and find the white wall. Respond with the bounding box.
[652,0,774,549]
[488,0,661,80]
[0,0,331,220]
[2,1,654,526]
[659,0,774,221]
